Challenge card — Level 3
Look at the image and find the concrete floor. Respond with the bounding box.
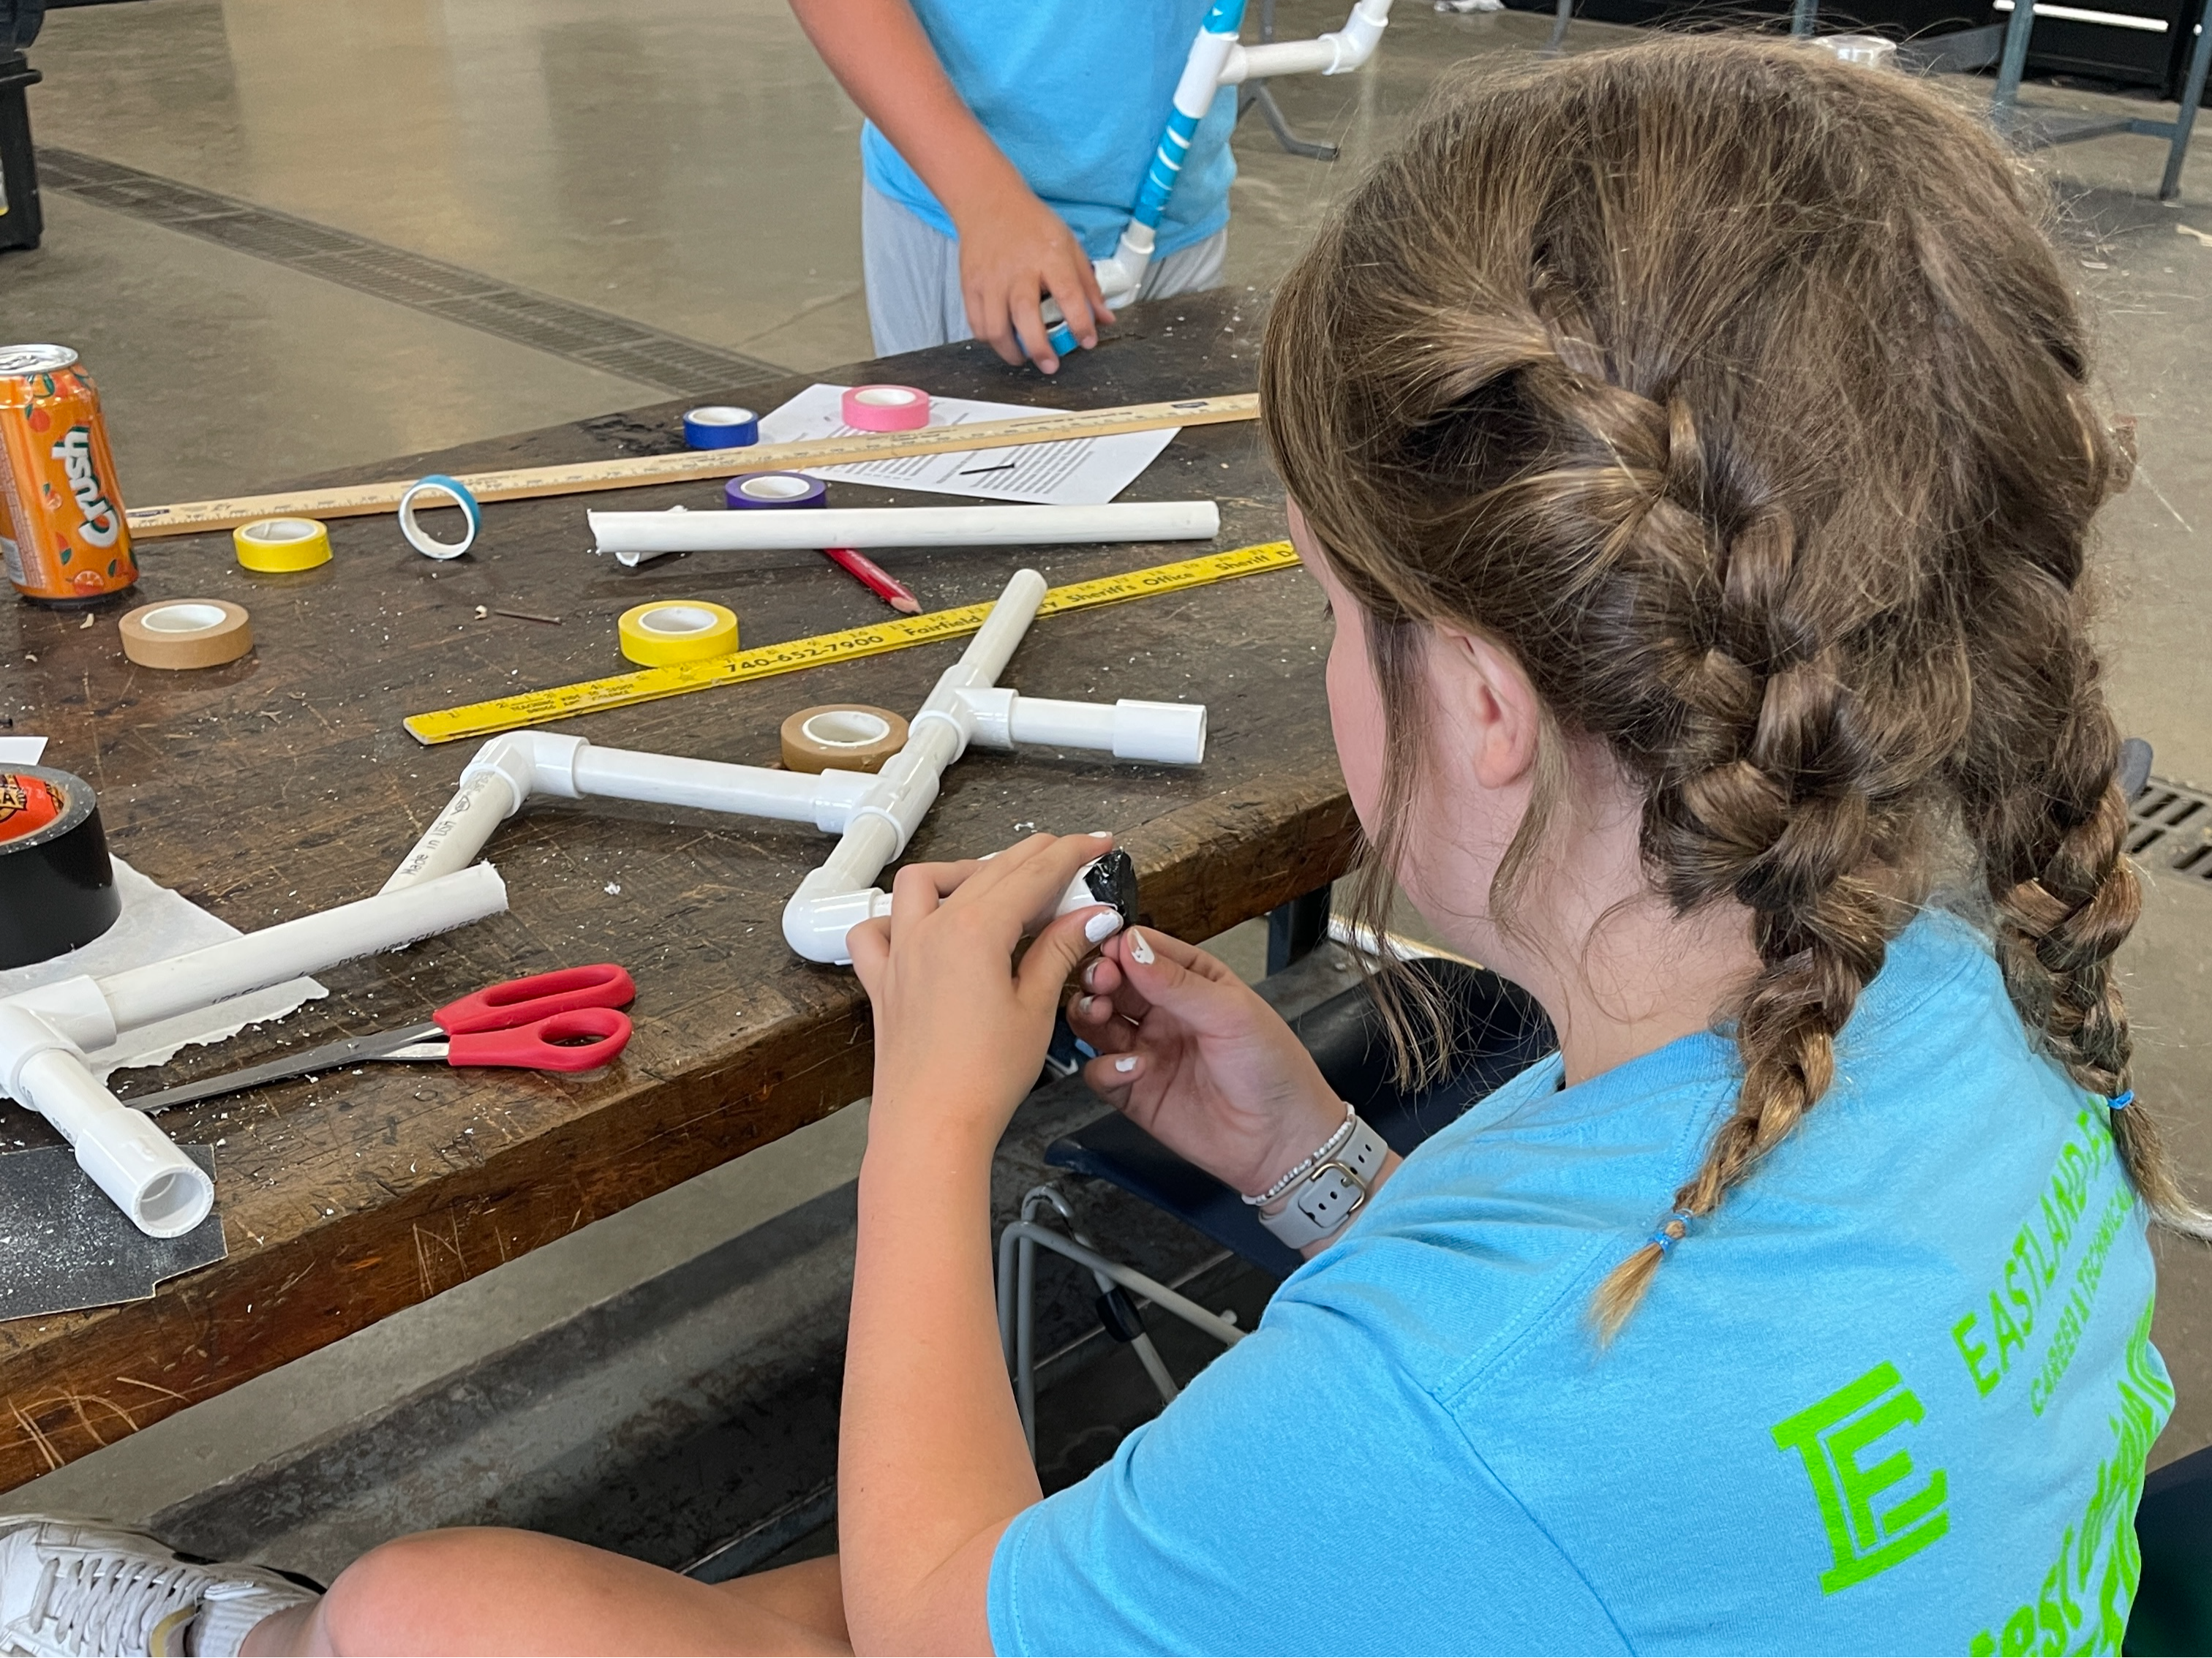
[6,0,2212,1543]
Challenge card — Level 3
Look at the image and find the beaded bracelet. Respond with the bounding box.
[1241,1103,1358,1207]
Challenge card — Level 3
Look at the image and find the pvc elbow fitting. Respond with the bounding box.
[783,874,891,965]
[463,731,586,804]
[1330,0,1392,69]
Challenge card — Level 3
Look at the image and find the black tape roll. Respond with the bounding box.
[0,765,121,970]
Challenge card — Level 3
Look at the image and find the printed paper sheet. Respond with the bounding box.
[755,385,1180,507]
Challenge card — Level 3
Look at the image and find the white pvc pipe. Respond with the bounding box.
[97,864,510,1033]
[1222,38,1336,78]
[593,500,1220,566]
[573,746,872,829]
[954,688,1208,764]
[385,765,522,892]
[0,863,508,1238]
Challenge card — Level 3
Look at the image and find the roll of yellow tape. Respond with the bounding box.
[233,516,333,573]
[617,600,740,667]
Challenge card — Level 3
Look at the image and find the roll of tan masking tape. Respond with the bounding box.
[119,599,254,669]
[780,704,909,774]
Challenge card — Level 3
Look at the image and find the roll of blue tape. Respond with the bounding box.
[682,405,761,450]
[1038,298,1078,361]
[397,473,484,560]
[724,472,828,510]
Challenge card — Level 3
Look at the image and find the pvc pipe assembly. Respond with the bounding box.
[389,570,1208,965]
[592,500,1221,568]
[1087,0,1392,311]
[0,863,508,1238]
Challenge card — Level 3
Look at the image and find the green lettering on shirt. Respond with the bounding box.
[1954,1109,2118,1398]
[1772,1362,1949,1594]
[1955,1313,2001,1397]
[1966,1299,2172,1655]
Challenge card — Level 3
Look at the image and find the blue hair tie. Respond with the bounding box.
[2109,1089,2134,1112]
[1648,1210,1693,1254]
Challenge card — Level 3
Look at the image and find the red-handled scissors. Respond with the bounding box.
[122,964,636,1115]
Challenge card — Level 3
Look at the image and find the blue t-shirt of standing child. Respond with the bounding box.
[859,0,1238,262]
[989,910,2170,1654]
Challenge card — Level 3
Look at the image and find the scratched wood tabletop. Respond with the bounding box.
[0,288,1357,1491]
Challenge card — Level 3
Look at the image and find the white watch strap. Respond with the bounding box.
[1255,1113,1389,1251]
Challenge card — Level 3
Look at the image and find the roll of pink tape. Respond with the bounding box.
[840,384,931,432]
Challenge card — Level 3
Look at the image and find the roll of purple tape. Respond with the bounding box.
[723,472,829,510]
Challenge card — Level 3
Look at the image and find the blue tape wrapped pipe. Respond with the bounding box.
[1135,108,1204,230]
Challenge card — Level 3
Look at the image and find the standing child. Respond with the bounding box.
[787,0,1238,373]
[3,37,2192,1656]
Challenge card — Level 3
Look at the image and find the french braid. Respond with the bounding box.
[1257,36,2204,1337]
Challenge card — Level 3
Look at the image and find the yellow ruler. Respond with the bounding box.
[128,393,1260,540]
[405,540,1301,747]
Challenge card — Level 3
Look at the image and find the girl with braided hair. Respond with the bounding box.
[3,31,2189,1658]
[1015,31,2192,1654]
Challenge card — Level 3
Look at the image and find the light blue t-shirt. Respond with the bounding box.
[990,911,2171,1654]
[859,1,1238,262]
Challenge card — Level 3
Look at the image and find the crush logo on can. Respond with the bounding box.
[50,426,121,549]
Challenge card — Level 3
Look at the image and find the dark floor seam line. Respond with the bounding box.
[34,146,788,398]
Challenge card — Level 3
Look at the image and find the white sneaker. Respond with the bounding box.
[0,1517,315,1657]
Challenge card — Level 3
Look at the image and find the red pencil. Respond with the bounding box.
[821,545,921,614]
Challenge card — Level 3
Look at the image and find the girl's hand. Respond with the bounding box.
[847,833,1121,1148]
[1069,929,1348,1198]
[954,183,1112,374]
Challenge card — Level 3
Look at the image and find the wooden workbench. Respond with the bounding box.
[0,288,1356,1492]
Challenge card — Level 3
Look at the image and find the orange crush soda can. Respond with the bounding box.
[0,344,137,606]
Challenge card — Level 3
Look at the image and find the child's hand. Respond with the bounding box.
[847,833,1121,1148]
[954,184,1113,374]
[1070,930,1350,1199]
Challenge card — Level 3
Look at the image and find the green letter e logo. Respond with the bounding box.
[1772,1362,1949,1594]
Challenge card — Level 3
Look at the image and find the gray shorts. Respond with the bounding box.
[861,181,1228,358]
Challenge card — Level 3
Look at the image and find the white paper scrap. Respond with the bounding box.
[0,858,326,1083]
[0,736,49,764]
[755,385,1180,507]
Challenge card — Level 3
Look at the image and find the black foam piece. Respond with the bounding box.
[0,1142,225,1319]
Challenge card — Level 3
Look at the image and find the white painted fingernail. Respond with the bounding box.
[1114,1056,1137,1073]
[1084,909,1124,944]
[1128,930,1155,965]
[1089,830,1113,838]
